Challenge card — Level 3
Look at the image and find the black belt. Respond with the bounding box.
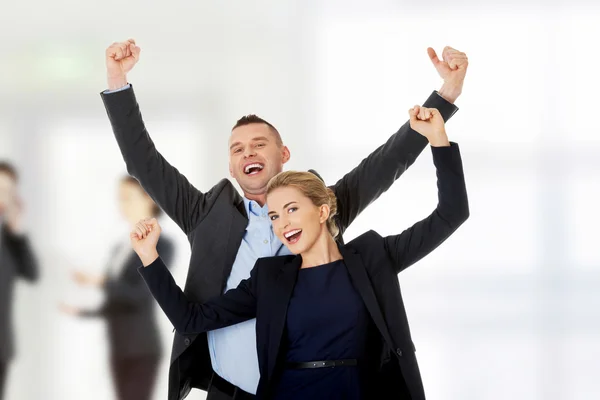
[208,372,255,399]
[286,358,357,369]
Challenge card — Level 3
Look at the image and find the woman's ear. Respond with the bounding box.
[319,204,330,224]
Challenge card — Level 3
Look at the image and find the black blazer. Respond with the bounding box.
[0,225,39,363]
[101,86,458,399]
[140,144,469,399]
[82,237,174,359]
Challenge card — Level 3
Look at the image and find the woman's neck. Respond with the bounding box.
[299,229,342,269]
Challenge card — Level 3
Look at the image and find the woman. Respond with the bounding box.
[62,176,174,400]
[131,105,469,400]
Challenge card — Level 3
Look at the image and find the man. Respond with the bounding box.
[0,162,39,400]
[100,39,468,400]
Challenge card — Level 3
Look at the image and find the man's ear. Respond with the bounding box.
[281,146,291,164]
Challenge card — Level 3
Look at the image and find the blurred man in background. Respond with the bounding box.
[0,161,39,400]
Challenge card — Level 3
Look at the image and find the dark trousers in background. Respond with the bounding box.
[0,362,7,400]
[111,356,160,400]
[206,372,256,400]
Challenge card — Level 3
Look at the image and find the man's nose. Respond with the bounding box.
[243,148,257,158]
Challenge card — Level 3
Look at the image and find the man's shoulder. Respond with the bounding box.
[204,178,243,207]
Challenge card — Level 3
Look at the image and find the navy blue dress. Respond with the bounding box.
[273,259,373,400]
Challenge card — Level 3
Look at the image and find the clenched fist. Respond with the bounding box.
[130,217,161,266]
[408,106,449,147]
[106,39,141,90]
[428,46,468,103]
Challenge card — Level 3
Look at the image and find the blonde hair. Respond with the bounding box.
[266,171,339,239]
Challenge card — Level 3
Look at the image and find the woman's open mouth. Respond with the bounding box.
[283,229,302,244]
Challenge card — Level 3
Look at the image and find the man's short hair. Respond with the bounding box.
[0,161,18,182]
[232,114,283,146]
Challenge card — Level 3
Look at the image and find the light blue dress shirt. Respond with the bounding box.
[105,85,293,393]
[207,198,292,394]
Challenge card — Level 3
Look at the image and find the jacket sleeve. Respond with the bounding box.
[138,256,258,334]
[101,86,219,234]
[383,143,469,273]
[3,228,39,282]
[331,91,458,237]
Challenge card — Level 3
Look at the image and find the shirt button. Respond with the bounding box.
[396,348,403,357]
[264,240,268,244]
[184,338,191,346]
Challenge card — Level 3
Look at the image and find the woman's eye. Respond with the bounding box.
[288,207,297,213]
[270,215,278,221]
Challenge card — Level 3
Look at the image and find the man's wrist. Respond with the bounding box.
[107,75,128,91]
[437,82,463,104]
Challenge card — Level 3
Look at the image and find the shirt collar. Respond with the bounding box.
[243,197,269,218]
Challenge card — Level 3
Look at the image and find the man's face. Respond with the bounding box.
[228,123,290,195]
[0,172,16,216]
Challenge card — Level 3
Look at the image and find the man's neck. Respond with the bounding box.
[300,230,342,268]
[244,192,267,207]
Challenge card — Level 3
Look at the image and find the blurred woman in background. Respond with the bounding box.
[62,175,175,400]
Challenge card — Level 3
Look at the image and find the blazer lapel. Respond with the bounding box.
[222,199,249,285]
[340,246,395,349]
[267,256,301,381]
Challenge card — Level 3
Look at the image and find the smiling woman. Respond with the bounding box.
[266,171,340,257]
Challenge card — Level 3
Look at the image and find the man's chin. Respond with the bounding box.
[238,179,270,194]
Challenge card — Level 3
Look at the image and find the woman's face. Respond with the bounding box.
[118,181,153,223]
[267,186,329,254]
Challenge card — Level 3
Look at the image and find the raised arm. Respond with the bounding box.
[105,237,176,314]
[383,106,469,273]
[139,256,257,334]
[131,217,257,333]
[331,46,468,236]
[100,39,216,234]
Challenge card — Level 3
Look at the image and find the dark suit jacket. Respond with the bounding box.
[0,224,39,363]
[140,144,469,399]
[101,86,458,399]
[81,237,174,360]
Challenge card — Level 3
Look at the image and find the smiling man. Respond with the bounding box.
[100,39,468,400]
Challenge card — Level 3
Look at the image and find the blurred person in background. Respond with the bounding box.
[130,105,469,400]
[0,161,39,400]
[100,38,468,400]
[60,175,175,400]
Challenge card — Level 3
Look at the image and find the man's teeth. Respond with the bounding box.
[284,229,302,239]
[244,163,264,173]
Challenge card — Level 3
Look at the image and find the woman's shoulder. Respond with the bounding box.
[345,230,383,248]
[256,254,298,269]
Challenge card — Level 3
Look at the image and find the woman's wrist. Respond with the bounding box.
[138,249,159,267]
[429,131,450,147]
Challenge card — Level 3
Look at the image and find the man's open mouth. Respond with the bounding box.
[244,163,264,175]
